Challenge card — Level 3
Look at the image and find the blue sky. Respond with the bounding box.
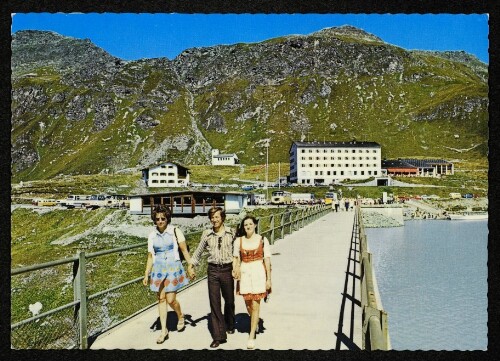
[11,13,489,63]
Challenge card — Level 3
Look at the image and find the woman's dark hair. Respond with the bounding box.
[236,215,259,237]
[151,204,172,224]
[208,206,226,222]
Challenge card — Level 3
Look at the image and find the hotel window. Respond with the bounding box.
[168,172,175,176]
[301,149,305,153]
[160,180,166,183]
[373,150,377,153]
[324,157,328,160]
[301,157,305,160]
[359,157,363,160]
[309,150,313,153]
[168,165,174,168]
[338,157,342,160]
[360,164,363,167]
[344,150,348,153]
[352,149,356,153]
[161,165,166,168]
[327,171,331,175]
[160,172,166,176]
[345,164,349,167]
[152,180,158,183]
[366,150,370,153]
[341,171,344,175]
[361,171,365,175]
[333,171,337,175]
[324,150,328,153]
[316,157,320,160]
[316,150,320,153]
[345,157,349,160]
[374,171,378,175]
[354,171,357,175]
[309,164,313,167]
[337,150,341,153]
[309,157,313,160]
[331,164,335,167]
[152,172,158,176]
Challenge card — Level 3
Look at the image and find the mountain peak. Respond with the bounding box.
[313,25,384,43]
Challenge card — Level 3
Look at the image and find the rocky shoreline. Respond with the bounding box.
[362,197,488,228]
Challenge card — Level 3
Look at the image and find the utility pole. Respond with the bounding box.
[278,161,281,190]
[265,141,269,201]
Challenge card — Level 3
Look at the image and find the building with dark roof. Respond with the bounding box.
[211,149,239,166]
[141,162,190,187]
[289,140,382,185]
[129,190,249,216]
[382,158,454,177]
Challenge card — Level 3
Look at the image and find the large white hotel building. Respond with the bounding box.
[289,140,382,185]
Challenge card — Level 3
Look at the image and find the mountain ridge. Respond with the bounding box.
[11,26,488,181]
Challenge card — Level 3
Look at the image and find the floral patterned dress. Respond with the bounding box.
[149,229,189,293]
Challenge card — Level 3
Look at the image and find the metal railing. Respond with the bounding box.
[11,204,330,349]
[357,205,390,350]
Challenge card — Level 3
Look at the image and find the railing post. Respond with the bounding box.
[280,212,285,240]
[270,215,275,244]
[74,251,88,349]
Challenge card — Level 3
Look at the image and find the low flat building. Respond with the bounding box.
[383,158,454,177]
[129,190,249,216]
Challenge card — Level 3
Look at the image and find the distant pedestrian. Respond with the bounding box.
[233,215,272,349]
[142,205,194,344]
[334,199,340,212]
[190,207,236,348]
[344,199,350,212]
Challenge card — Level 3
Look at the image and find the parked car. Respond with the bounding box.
[462,193,474,198]
[37,199,57,206]
[85,194,108,209]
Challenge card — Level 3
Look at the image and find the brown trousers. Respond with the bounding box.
[207,263,235,341]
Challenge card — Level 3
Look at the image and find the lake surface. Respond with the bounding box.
[365,219,488,350]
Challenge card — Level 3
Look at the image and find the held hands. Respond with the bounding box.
[187,264,196,280]
[142,275,149,286]
[232,268,241,280]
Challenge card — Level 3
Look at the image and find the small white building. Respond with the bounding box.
[289,140,382,185]
[141,162,190,187]
[211,149,239,166]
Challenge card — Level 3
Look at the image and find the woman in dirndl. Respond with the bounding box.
[232,215,272,349]
[142,205,194,344]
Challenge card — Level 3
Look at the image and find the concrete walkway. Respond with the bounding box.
[90,209,361,350]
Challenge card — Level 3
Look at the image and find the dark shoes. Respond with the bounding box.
[210,339,227,348]
[156,332,169,344]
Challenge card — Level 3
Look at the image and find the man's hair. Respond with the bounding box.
[151,204,172,224]
[208,206,225,222]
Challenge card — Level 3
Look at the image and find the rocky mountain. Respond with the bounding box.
[11,26,488,181]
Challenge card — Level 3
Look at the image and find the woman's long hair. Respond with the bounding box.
[236,215,259,237]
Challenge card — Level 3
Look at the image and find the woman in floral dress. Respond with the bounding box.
[142,205,194,344]
[233,215,272,349]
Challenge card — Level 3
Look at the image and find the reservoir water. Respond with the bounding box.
[365,219,488,350]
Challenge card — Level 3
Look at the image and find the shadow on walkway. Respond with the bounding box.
[334,210,362,350]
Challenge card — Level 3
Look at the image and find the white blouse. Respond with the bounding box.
[233,234,271,259]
